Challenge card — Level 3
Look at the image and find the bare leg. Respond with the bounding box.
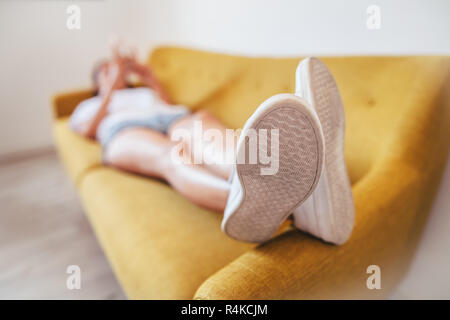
[168,110,237,180]
[104,128,230,212]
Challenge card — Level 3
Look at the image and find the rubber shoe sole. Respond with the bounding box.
[222,93,324,243]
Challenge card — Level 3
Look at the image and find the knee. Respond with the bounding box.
[193,110,215,121]
[168,111,209,137]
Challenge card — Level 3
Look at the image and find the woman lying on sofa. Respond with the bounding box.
[70,44,354,244]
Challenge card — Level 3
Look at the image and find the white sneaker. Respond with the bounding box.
[222,93,325,242]
[292,57,355,245]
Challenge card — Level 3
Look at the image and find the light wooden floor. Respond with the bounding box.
[0,150,126,299]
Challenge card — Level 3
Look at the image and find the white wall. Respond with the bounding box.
[0,0,449,157]
[0,1,150,157]
[167,0,450,56]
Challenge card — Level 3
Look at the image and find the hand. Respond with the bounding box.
[106,61,126,91]
[122,46,149,77]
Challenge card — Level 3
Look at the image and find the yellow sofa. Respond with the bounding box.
[52,47,450,299]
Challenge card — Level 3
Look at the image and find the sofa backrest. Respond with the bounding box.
[148,47,450,184]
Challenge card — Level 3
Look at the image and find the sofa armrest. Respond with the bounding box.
[194,66,450,300]
[51,89,94,119]
[194,159,428,299]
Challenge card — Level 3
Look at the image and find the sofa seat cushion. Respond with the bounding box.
[78,167,254,299]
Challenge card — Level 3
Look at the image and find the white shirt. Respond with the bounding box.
[69,87,188,136]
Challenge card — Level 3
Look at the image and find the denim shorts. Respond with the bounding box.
[98,109,189,147]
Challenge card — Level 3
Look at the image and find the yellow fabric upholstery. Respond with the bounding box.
[79,168,253,299]
[52,89,94,119]
[51,47,450,299]
[53,117,102,185]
